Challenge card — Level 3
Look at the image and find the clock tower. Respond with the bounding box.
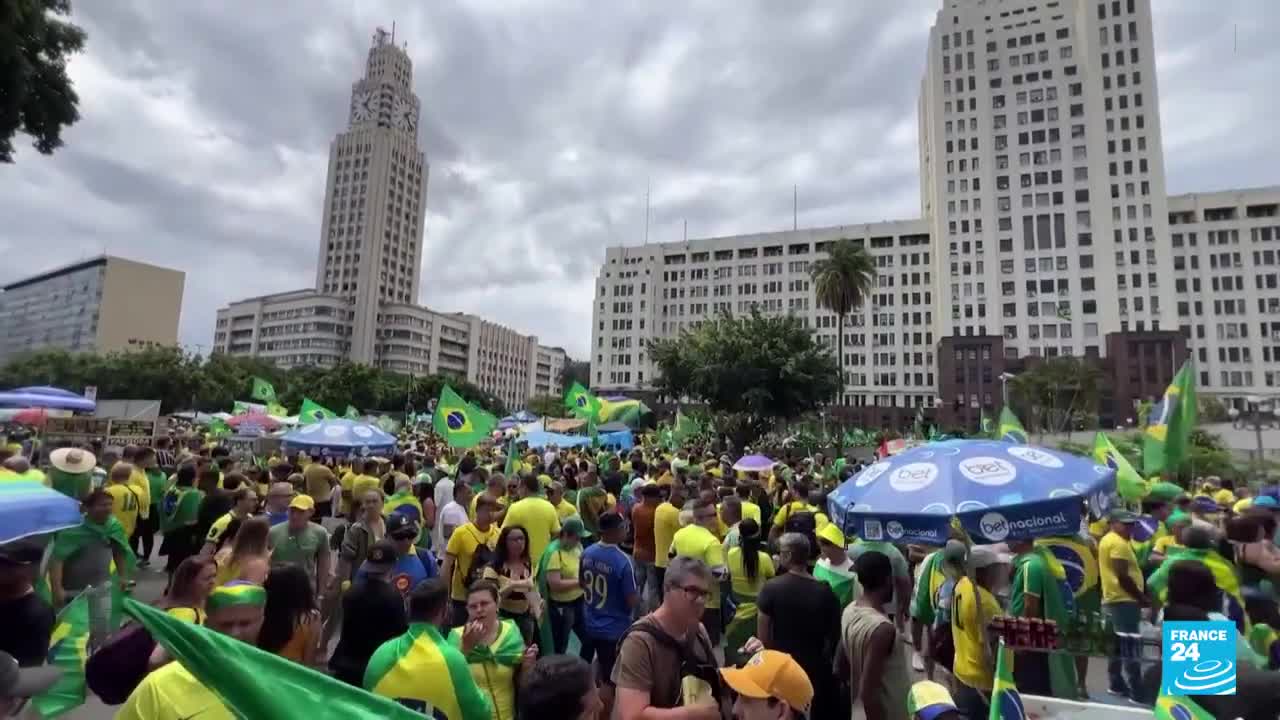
[315,27,429,364]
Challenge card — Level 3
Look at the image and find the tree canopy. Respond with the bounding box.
[1,0,86,163]
[646,309,840,420]
[0,347,508,416]
[1009,356,1103,437]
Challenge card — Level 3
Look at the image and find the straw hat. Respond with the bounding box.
[49,447,96,474]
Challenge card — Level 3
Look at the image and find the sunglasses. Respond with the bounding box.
[678,584,711,601]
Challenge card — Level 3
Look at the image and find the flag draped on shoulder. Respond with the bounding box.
[299,397,338,423]
[1034,536,1098,604]
[1148,546,1248,633]
[160,485,202,533]
[1093,432,1148,501]
[124,599,425,719]
[364,623,492,719]
[250,376,277,403]
[433,385,497,448]
[31,591,91,718]
[1144,360,1197,476]
[989,641,1023,720]
[997,407,1027,444]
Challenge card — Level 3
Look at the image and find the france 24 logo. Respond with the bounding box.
[1161,621,1236,695]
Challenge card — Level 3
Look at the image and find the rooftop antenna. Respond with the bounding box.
[793,185,798,230]
[644,179,651,246]
[391,21,396,44]
[683,219,688,243]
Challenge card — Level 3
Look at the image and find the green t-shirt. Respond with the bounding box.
[268,523,329,581]
[161,487,203,532]
[145,468,168,510]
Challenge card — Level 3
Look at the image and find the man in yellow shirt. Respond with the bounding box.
[951,547,1008,720]
[502,472,561,573]
[548,481,577,521]
[117,582,268,719]
[104,462,141,538]
[441,495,499,626]
[1098,509,1147,701]
[200,487,258,556]
[652,480,685,602]
[670,497,727,643]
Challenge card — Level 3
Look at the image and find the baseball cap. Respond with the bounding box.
[907,680,958,720]
[719,650,814,714]
[599,513,625,533]
[288,495,315,511]
[816,522,846,548]
[561,517,590,538]
[0,651,61,699]
[1107,508,1140,523]
[941,539,968,564]
[386,513,419,539]
[366,540,398,573]
[968,546,1011,569]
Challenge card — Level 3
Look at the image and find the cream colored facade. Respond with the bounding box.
[0,255,183,364]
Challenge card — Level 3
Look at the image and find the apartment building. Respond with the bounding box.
[590,0,1277,426]
[0,255,184,364]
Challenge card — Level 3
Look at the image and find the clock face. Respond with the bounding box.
[351,91,372,122]
[392,97,416,132]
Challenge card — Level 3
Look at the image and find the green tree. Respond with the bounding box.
[1198,396,1229,423]
[809,239,876,403]
[557,359,589,392]
[647,309,839,446]
[1009,357,1103,439]
[1,0,86,163]
[526,394,566,419]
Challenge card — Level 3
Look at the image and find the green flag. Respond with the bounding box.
[265,402,289,418]
[997,407,1028,444]
[30,591,90,718]
[1155,695,1214,720]
[1143,360,1197,475]
[250,376,277,403]
[672,409,701,445]
[160,486,203,534]
[345,405,361,420]
[503,437,518,477]
[989,640,1023,720]
[433,385,497,448]
[1094,432,1148,501]
[208,417,232,437]
[564,382,601,420]
[122,599,424,719]
[299,397,338,424]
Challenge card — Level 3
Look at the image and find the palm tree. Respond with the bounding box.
[810,239,877,405]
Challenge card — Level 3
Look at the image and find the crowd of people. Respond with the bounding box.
[2,428,1280,719]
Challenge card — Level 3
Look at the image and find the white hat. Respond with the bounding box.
[49,447,96,474]
[968,546,1013,569]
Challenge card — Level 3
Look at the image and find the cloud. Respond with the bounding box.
[4,0,1278,361]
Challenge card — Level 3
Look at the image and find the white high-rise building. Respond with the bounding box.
[589,0,1279,423]
[919,0,1175,357]
[316,27,428,363]
[215,28,567,408]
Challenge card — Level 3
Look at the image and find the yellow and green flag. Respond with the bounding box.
[997,407,1027,444]
[564,382,600,419]
[250,376,277,403]
[1148,546,1248,633]
[265,402,289,418]
[1094,432,1149,501]
[31,591,90,718]
[433,385,497,448]
[1154,694,1214,720]
[299,397,338,424]
[1144,360,1197,476]
[364,622,492,719]
[989,641,1023,720]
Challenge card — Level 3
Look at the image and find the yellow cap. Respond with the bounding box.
[816,522,846,548]
[289,494,315,511]
[719,651,813,713]
[907,680,957,720]
[1214,489,1237,507]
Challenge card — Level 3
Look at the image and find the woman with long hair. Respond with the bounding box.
[482,525,540,645]
[214,516,271,586]
[724,519,775,665]
[259,563,323,665]
[164,555,216,624]
[449,580,536,720]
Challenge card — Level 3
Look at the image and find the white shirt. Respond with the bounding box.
[432,477,456,549]
[543,450,556,467]
[439,501,468,543]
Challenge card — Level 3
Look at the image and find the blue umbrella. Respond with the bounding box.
[0,481,83,544]
[0,385,95,412]
[281,418,396,458]
[828,439,1115,545]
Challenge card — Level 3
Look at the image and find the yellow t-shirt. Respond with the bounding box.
[339,471,358,515]
[129,469,152,520]
[727,547,774,598]
[545,544,584,602]
[351,474,383,508]
[1099,531,1145,604]
[772,501,820,529]
[555,499,577,521]
[653,502,682,570]
[501,497,561,574]
[205,512,237,546]
[116,661,233,720]
[671,524,725,608]
[952,577,1002,690]
[166,607,205,625]
[104,483,140,537]
[445,522,499,601]
[1152,535,1180,557]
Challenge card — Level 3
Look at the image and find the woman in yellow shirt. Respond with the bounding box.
[163,556,216,624]
[541,518,588,655]
[724,520,775,665]
[214,516,271,586]
[449,581,536,720]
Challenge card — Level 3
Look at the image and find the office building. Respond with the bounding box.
[590,0,1277,425]
[0,255,185,364]
[214,28,565,408]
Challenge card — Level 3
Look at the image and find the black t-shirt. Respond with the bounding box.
[757,571,842,680]
[0,592,56,666]
[329,578,409,679]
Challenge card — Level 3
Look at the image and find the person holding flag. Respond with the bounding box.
[1007,538,1076,698]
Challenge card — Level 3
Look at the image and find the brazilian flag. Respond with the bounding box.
[997,407,1028,444]
[299,398,338,424]
[433,385,497,448]
[31,592,91,718]
[1148,546,1248,633]
[1155,695,1213,720]
[564,382,600,420]
[989,641,1023,720]
[1094,432,1149,501]
[250,376,277,403]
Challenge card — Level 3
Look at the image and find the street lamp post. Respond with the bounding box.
[999,372,1017,408]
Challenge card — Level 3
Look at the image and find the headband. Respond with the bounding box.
[207,581,267,612]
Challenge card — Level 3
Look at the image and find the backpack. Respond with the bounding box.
[782,507,820,564]
[85,622,156,705]
[461,527,496,588]
[616,619,724,711]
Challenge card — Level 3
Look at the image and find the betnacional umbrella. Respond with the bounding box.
[733,454,776,473]
[0,480,83,544]
[827,439,1116,545]
[280,418,396,458]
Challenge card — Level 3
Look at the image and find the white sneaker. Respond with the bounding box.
[912,653,925,672]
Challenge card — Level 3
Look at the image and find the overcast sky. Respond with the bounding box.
[4,0,1278,360]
